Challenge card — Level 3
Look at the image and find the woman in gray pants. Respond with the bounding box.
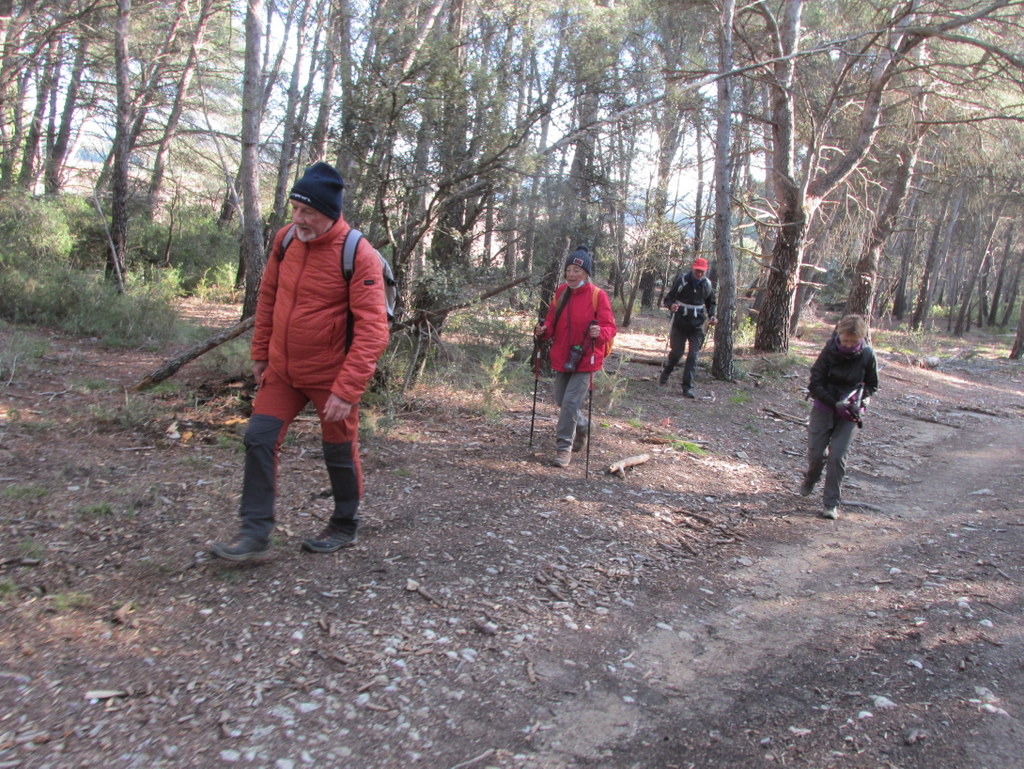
[801,314,879,519]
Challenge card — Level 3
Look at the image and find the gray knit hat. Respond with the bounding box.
[565,246,593,276]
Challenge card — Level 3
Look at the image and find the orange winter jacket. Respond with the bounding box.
[252,218,390,404]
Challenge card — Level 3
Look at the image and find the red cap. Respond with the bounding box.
[692,257,709,272]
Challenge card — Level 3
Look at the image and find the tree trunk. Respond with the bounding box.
[107,0,132,292]
[1010,288,1024,359]
[17,36,57,190]
[238,0,267,319]
[753,0,802,353]
[711,0,735,381]
[269,0,313,233]
[147,0,215,212]
[954,204,1003,336]
[987,222,1014,326]
[844,136,921,320]
[44,38,88,196]
[911,184,964,331]
[1001,249,1023,328]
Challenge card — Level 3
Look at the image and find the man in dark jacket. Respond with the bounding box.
[660,257,717,398]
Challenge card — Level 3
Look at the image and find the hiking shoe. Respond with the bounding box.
[682,387,696,399]
[658,371,670,386]
[572,425,589,453]
[552,449,572,467]
[820,507,838,520]
[211,536,269,562]
[799,479,815,497]
[301,525,357,553]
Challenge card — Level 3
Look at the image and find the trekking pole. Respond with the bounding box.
[529,335,541,448]
[585,369,594,479]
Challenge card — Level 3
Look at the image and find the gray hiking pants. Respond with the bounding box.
[805,407,858,508]
[552,371,591,452]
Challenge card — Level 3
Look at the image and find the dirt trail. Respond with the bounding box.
[2,317,1023,769]
[526,411,1024,768]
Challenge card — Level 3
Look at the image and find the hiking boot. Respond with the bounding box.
[658,370,670,386]
[682,387,696,399]
[820,507,838,520]
[572,425,589,453]
[799,478,815,497]
[211,536,269,562]
[301,525,357,553]
[552,449,572,467]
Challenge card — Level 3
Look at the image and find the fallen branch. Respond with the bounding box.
[676,510,716,527]
[842,500,885,512]
[130,316,255,392]
[762,407,807,425]
[391,275,532,333]
[605,453,650,477]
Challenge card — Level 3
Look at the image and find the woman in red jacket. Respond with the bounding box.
[534,247,617,467]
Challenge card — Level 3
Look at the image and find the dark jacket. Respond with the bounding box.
[539,281,617,373]
[808,335,879,408]
[664,271,716,329]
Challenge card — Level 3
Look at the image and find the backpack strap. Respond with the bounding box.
[277,225,296,259]
[341,228,363,280]
[276,225,368,353]
[341,228,364,353]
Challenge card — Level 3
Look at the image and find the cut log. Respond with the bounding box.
[605,453,651,477]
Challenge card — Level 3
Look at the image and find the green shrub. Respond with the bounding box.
[0,267,186,348]
[0,192,76,269]
[128,208,238,296]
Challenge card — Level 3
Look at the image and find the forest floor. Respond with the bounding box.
[1,301,1023,769]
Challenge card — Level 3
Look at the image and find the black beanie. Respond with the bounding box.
[289,162,344,220]
[565,246,593,276]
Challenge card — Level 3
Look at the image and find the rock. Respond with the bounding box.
[904,728,928,744]
[871,695,897,709]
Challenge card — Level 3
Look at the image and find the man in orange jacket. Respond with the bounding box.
[212,162,390,561]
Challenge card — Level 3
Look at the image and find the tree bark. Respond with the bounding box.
[44,38,88,196]
[238,0,267,319]
[107,0,132,292]
[711,0,736,381]
[844,138,921,320]
[912,184,964,331]
[17,36,57,190]
[147,0,215,212]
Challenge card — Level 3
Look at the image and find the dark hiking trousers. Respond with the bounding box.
[662,325,705,388]
[237,369,363,544]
